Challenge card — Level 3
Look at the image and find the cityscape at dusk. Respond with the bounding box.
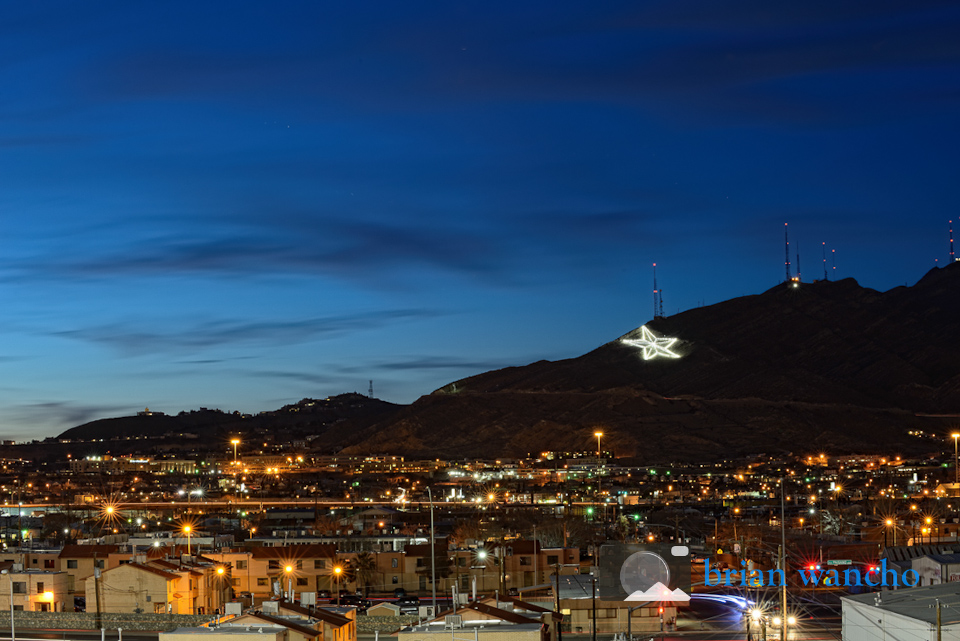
[1,3,960,641]
[2,1,960,438]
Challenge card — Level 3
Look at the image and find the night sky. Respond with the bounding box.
[3,2,959,439]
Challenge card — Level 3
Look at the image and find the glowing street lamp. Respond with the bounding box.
[285,565,294,601]
[953,433,960,486]
[594,431,604,522]
[183,525,192,555]
[477,549,488,590]
[333,565,343,606]
[216,566,226,608]
[231,439,241,463]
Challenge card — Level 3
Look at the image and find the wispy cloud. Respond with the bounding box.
[247,370,340,386]
[22,214,513,287]
[361,356,511,372]
[54,309,436,355]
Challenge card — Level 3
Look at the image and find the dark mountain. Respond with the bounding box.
[329,264,960,461]
[56,393,401,444]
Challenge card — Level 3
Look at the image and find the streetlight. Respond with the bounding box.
[217,566,226,610]
[285,565,294,601]
[183,525,192,555]
[231,438,241,463]
[427,486,436,616]
[333,565,343,606]
[1,569,13,641]
[953,433,959,487]
[594,431,604,523]
[477,549,488,591]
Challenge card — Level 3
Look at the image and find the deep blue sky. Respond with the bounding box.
[2,1,959,439]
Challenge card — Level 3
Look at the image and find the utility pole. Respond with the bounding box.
[937,599,942,641]
[499,538,507,595]
[929,599,949,641]
[591,574,597,641]
[427,487,436,616]
[553,564,563,641]
[780,479,788,639]
[94,553,103,631]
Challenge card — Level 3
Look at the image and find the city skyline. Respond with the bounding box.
[2,1,959,439]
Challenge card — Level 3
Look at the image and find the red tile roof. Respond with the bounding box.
[59,545,119,558]
[251,545,336,560]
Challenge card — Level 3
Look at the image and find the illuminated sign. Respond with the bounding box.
[621,325,681,360]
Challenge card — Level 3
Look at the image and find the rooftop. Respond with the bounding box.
[843,583,960,625]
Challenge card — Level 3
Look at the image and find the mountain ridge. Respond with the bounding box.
[50,263,960,463]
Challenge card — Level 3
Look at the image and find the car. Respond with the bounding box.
[393,588,407,598]
[338,595,371,611]
[317,590,331,599]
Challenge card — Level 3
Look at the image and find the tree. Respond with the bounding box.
[353,552,377,596]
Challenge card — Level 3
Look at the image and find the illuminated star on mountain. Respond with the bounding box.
[621,326,681,360]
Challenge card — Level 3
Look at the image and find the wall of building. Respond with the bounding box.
[842,599,943,641]
[4,611,217,632]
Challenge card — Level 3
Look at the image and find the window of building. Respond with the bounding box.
[268,560,280,570]
[12,582,25,594]
[391,558,398,568]
[314,560,326,569]
[416,558,424,567]
[460,575,469,590]
[94,560,104,569]
[296,578,308,586]
[36,582,44,593]
[506,548,513,557]
[43,560,55,569]
[67,560,78,569]
[392,576,398,584]
[231,579,240,586]
[257,578,269,586]
[458,557,466,567]
[12,606,22,612]
[236,560,247,570]
[296,560,303,570]
[547,555,559,565]
[31,559,37,564]
[519,557,531,566]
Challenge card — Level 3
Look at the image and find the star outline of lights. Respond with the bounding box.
[620,325,681,360]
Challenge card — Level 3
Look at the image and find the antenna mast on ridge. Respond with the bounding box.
[653,263,664,319]
[950,220,956,263]
[796,242,801,282]
[822,242,828,280]
[368,380,374,398]
[784,223,791,282]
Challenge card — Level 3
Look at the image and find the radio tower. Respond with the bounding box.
[796,242,801,282]
[822,242,828,280]
[784,223,791,282]
[368,380,374,398]
[652,263,664,319]
[951,220,956,263]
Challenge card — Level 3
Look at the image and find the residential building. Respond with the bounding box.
[0,567,68,612]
